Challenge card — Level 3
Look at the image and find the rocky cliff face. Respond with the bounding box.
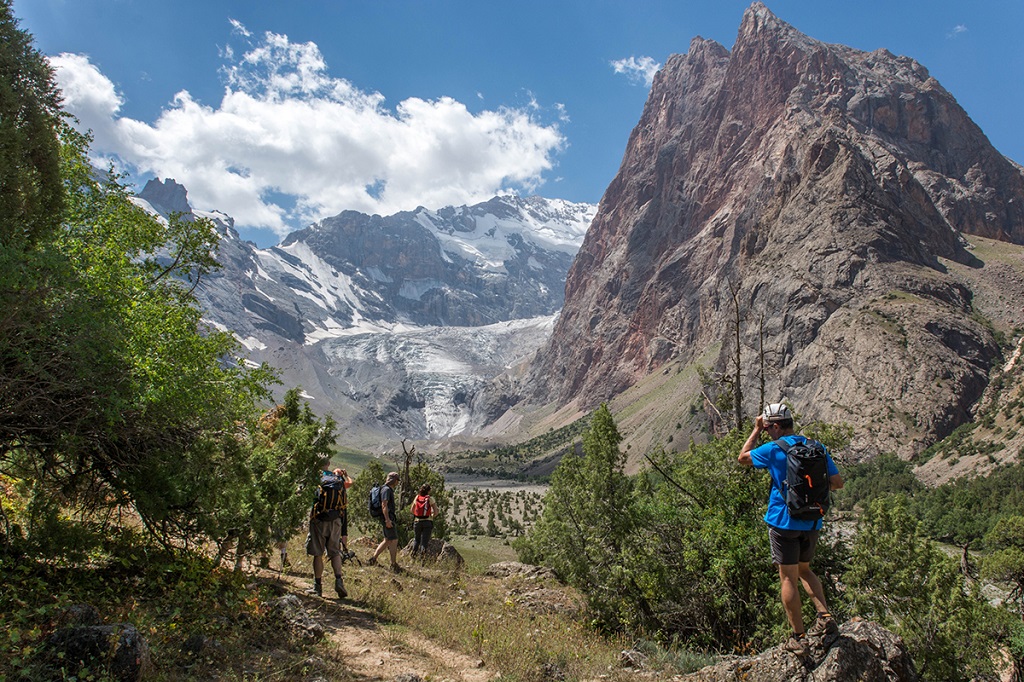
[525,3,1024,460]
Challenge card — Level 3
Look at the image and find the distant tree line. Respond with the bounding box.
[441,415,590,480]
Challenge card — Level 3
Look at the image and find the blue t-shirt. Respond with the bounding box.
[749,435,840,531]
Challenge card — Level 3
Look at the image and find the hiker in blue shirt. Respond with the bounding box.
[738,403,843,656]
[367,471,402,572]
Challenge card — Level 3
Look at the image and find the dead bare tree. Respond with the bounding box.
[399,439,416,508]
[728,280,744,431]
[758,313,767,413]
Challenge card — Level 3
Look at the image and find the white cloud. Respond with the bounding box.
[228,18,251,38]
[610,56,661,87]
[49,30,567,238]
[49,53,124,151]
[947,24,968,38]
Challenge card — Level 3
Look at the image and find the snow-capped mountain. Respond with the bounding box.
[133,179,595,448]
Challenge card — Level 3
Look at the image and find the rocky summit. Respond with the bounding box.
[520,2,1024,461]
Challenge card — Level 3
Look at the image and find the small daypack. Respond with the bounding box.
[313,475,346,521]
[412,495,430,519]
[368,484,384,518]
[776,438,832,521]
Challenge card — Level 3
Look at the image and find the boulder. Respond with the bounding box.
[401,537,464,566]
[681,619,917,681]
[45,623,151,682]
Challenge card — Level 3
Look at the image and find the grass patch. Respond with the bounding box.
[449,534,520,573]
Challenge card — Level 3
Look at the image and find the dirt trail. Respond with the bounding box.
[269,566,498,682]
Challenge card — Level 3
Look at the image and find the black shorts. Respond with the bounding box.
[381,519,398,541]
[768,527,820,566]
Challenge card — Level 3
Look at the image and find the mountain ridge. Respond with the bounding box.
[134,179,595,447]
[515,2,1024,463]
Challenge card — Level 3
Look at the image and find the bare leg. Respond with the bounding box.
[778,563,805,634]
[798,562,829,614]
[312,554,324,580]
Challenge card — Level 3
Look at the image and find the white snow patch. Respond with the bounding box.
[238,335,267,351]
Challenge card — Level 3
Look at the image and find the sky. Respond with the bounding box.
[13,1,1024,248]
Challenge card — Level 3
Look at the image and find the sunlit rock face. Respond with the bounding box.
[525,2,1024,460]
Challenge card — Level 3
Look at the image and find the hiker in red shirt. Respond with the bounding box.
[410,483,438,561]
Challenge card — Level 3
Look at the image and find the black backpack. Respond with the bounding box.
[368,484,384,518]
[312,475,346,521]
[776,438,832,521]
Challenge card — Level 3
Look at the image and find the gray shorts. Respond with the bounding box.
[306,516,342,557]
[768,527,820,566]
[381,520,398,541]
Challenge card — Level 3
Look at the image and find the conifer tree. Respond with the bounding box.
[515,404,636,623]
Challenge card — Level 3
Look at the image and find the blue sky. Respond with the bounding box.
[13,1,1023,247]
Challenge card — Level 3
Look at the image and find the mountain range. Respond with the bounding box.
[133,180,595,449]
[139,1,1024,473]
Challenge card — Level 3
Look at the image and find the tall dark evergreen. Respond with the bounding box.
[0,0,64,247]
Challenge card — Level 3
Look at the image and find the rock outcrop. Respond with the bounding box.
[682,619,917,681]
[525,2,1024,460]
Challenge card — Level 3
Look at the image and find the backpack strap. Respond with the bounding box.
[771,436,800,495]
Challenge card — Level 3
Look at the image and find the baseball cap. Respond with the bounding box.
[386,471,400,482]
[762,403,792,423]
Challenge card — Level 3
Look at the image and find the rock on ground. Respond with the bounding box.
[682,619,917,681]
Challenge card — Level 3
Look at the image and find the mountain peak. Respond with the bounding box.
[735,1,815,49]
[523,3,1024,462]
[137,178,192,216]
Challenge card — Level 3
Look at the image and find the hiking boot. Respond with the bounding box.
[783,633,808,656]
[307,580,322,597]
[334,576,347,599]
[390,563,403,574]
[366,556,378,566]
[807,612,839,641]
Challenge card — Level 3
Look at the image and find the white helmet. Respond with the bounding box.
[762,403,792,423]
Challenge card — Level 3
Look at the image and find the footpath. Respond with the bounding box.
[267,564,498,682]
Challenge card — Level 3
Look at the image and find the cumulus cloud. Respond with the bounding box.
[610,56,661,87]
[49,27,567,237]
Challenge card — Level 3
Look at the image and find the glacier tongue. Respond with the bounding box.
[319,316,557,439]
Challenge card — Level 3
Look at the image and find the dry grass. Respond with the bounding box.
[276,532,703,681]
[353,561,635,681]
